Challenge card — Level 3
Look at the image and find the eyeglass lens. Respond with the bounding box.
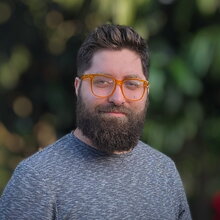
[91,75,145,100]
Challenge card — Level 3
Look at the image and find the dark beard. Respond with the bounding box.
[76,95,148,155]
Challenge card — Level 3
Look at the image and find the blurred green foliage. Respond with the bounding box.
[0,0,219,219]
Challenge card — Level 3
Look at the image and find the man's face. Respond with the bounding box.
[75,49,149,154]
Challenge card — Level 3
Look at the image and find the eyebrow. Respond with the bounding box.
[124,74,140,79]
[95,73,142,79]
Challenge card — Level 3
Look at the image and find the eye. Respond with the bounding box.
[93,76,114,88]
[124,80,142,90]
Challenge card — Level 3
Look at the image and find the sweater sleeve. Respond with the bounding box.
[0,162,57,220]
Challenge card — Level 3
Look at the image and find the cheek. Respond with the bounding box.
[131,97,148,113]
[79,83,93,101]
[132,102,145,112]
[80,87,107,109]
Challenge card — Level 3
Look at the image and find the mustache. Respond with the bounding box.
[95,104,131,115]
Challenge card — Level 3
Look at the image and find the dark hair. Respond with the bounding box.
[77,24,150,79]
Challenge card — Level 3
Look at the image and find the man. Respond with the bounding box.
[0,24,191,219]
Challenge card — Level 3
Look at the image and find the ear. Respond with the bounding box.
[147,86,149,95]
[74,77,81,97]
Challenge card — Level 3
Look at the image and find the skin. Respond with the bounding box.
[74,48,149,153]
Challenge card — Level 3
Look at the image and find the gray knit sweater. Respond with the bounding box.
[0,133,191,219]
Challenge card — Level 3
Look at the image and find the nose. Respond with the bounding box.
[108,84,126,106]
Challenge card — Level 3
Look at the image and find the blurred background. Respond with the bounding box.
[0,0,219,219]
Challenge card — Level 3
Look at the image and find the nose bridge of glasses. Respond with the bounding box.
[107,80,126,105]
[115,79,123,87]
[114,79,126,97]
[110,79,125,98]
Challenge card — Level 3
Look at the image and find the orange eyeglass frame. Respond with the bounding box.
[80,73,150,101]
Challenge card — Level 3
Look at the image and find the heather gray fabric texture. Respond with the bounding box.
[0,133,191,220]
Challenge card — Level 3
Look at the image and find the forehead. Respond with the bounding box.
[85,49,145,79]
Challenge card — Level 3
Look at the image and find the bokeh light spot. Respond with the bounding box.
[13,96,33,118]
[0,45,32,89]
[57,21,76,39]
[34,120,57,148]
[46,10,63,29]
[196,0,219,15]
[0,2,11,24]
[0,123,25,153]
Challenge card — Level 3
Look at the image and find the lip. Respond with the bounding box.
[103,112,126,117]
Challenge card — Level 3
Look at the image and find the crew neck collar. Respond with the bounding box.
[70,131,134,158]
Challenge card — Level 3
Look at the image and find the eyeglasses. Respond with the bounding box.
[80,74,149,101]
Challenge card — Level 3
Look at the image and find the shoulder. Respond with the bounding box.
[136,140,174,164]
[134,140,178,176]
[14,133,81,178]
[135,141,192,219]
[1,133,80,199]
[135,141,186,195]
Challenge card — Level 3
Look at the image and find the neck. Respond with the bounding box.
[73,128,93,147]
[73,128,132,155]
